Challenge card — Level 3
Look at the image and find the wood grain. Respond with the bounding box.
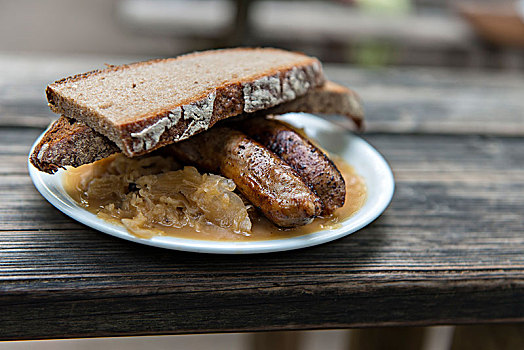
[329,66,524,135]
[0,55,523,340]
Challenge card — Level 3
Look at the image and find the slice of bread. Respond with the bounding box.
[31,82,363,174]
[46,48,324,157]
[30,117,120,174]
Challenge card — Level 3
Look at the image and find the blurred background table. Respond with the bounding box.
[0,53,523,343]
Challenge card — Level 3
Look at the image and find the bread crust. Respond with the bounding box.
[46,48,325,157]
[29,117,120,174]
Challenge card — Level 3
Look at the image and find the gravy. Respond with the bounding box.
[63,155,366,241]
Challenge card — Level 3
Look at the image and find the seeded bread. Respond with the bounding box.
[31,82,363,174]
[46,48,324,157]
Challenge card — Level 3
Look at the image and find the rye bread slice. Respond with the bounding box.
[30,117,120,174]
[46,48,324,157]
[31,82,363,174]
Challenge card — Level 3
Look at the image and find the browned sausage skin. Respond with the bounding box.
[166,127,322,228]
[239,117,346,215]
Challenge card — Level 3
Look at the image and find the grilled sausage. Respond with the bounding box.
[167,127,322,228]
[240,118,345,215]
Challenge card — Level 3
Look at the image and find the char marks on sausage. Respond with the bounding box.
[240,117,346,215]
[167,127,322,228]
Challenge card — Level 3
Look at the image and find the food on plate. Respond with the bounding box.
[239,117,345,216]
[31,81,363,174]
[44,48,325,158]
[63,155,252,238]
[62,153,367,240]
[167,126,322,228]
[29,48,365,238]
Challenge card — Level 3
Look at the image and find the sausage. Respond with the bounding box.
[166,127,322,228]
[239,117,345,215]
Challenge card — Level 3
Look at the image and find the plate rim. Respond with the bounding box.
[28,114,395,254]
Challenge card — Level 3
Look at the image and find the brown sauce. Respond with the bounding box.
[63,155,366,241]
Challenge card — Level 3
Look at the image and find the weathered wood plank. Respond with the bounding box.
[0,274,521,340]
[328,66,524,135]
[0,128,522,339]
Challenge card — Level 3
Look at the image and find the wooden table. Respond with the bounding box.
[0,54,523,341]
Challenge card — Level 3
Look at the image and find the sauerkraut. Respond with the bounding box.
[67,154,252,238]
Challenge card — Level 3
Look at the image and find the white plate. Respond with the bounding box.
[28,113,394,254]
